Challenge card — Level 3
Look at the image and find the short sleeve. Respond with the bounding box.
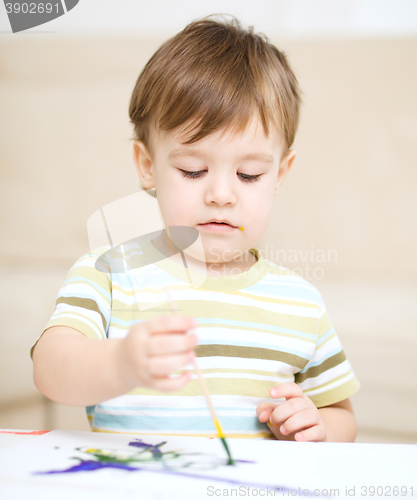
[294,295,360,407]
[30,248,112,359]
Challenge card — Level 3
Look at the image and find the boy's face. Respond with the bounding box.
[133,113,295,275]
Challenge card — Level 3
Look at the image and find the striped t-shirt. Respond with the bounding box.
[37,239,360,438]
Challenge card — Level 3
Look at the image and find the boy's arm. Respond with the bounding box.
[33,316,198,406]
[318,398,357,442]
[33,326,133,406]
[256,382,357,442]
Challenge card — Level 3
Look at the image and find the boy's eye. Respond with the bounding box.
[239,173,261,183]
[179,170,261,183]
[180,169,204,179]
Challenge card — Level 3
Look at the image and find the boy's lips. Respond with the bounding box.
[198,221,237,232]
[199,219,236,227]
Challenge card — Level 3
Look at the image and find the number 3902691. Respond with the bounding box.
[5,3,60,14]
[361,485,413,496]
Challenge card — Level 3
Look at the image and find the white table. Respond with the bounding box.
[0,429,48,451]
[0,429,416,499]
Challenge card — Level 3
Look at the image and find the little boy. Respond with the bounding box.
[32,15,360,441]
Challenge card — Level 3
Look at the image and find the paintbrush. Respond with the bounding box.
[163,224,235,466]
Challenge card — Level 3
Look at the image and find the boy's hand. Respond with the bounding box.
[256,382,327,442]
[116,315,198,393]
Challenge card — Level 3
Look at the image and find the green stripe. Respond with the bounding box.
[295,351,347,383]
[152,300,319,334]
[310,377,361,407]
[68,263,111,291]
[200,368,293,378]
[196,344,306,368]
[44,317,103,340]
[303,369,353,393]
[52,310,104,338]
[56,297,108,332]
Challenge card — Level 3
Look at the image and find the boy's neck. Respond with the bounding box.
[150,233,258,277]
[206,250,258,277]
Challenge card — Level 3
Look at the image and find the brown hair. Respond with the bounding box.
[129,14,301,155]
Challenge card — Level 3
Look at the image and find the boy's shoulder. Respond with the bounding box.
[70,245,112,269]
[73,239,148,271]
[260,253,324,308]
[61,246,114,289]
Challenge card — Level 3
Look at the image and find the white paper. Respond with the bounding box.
[0,430,416,499]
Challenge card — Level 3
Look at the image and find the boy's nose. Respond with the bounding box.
[204,179,237,206]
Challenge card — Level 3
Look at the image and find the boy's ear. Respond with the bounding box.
[274,149,296,195]
[132,140,155,189]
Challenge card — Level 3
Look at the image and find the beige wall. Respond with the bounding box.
[0,36,416,441]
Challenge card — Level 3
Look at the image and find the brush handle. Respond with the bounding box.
[161,227,233,463]
[163,282,220,426]
[192,359,219,426]
[161,226,220,430]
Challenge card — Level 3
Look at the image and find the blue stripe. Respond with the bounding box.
[62,277,111,301]
[110,317,140,327]
[94,413,267,432]
[197,318,317,341]
[109,316,316,341]
[86,405,95,415]
[317,327,335,345]
[98,406,256,412]
[114,268,184,288]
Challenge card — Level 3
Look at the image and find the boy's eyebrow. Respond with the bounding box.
[168,147,274,164]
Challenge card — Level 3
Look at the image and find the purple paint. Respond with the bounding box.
[32,439,319,495]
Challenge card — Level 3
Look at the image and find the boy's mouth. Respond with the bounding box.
[198,220,237,232]
[199,220,236,227]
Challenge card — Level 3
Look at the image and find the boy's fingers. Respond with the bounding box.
[270,382,304,400]
[268,396,307,426]
[152,371,193,392]
[147,315,197,335]
[294,424,326,442]
[148,334,198,355]
[149,351,195,376]
[256,402,279,421]
[278,408,320,436]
